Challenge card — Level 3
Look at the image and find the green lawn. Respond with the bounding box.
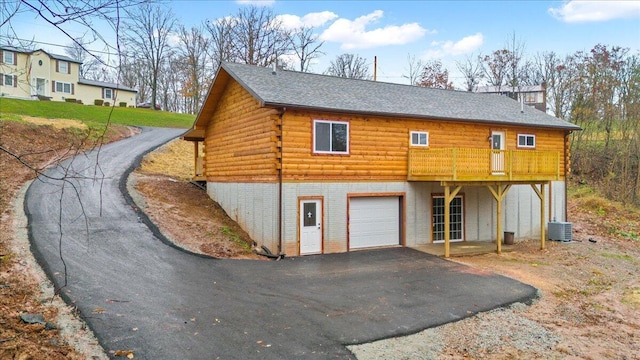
[0,97,195,128]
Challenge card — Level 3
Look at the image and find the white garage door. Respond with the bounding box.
[349,197,400,249]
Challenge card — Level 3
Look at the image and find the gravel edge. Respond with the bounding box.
[348,292,563,359]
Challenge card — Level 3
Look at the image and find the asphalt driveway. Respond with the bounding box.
[25,127,537,359]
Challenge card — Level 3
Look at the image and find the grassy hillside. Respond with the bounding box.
[0,97,195,128]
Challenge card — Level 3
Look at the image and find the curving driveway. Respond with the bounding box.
[26,127,537,359]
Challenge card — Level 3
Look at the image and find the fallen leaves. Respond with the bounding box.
[113,349,135,358]
[256,340,272,348]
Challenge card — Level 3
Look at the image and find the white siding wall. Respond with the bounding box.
[75,85,137,107]
[207,180,567,256]
[207,182,279,251]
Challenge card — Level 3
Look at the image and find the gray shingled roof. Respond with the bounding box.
[47,52,82,63]
[0,44,82,63]
[222,62,580,130]
[78,78,137,92]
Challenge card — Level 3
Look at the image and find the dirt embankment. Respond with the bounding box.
[130,139,261,259]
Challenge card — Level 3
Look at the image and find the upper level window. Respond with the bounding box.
[410,131,429,146]
[313,120,349,154]
[3,51,15,65]
[524,93,538,103]
[517,134,536,148]
[104,88,113,99]
[58,60,69,74]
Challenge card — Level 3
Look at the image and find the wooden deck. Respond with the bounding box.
[411,241,515,257]
[408,148,561,182]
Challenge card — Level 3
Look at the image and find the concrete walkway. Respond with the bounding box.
[25,127,537,359]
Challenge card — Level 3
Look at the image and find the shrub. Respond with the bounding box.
[94,99,104,106]
[119,102,127,107]
[103,101,110,107]
[65,98,76,103]
[76,99,83,104]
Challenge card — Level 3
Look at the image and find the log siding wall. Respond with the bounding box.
[280,109,568,182]
[204,81,280,182]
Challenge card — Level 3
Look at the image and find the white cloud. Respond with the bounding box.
[549,0,640,23]
[424,33,484,59]
[236,0,275,6]
[276,11,339,30]
[319,10,429,50]
[441,33,484,55]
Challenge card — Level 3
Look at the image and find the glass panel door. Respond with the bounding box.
[432,196,464,243]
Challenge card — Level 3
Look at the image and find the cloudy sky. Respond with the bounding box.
[6,0,640,87]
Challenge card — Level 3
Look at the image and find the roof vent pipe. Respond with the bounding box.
[272,62,276,75]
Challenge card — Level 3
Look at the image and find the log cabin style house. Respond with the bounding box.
[184,62,580,258]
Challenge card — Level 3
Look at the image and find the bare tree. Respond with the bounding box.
[505,32,527,90]
[231,5,290,67]
[325,53,371,79]
[205,16,236,71]
[480,49,511,90]
[177,24,211,114]
[534,51,575,119]
[123,3,176,110]
[416,59,454,90]
[456,54,483,91]
[119,53,151,103]
[402,53,424,86]
[64,38,103,80]
[289,26,324,72]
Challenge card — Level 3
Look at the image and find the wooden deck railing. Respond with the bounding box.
[408,148,561,181]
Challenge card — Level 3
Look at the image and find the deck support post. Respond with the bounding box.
[487,184,512,254]
[530,183,547,250]
[193,141,199,178]
[444,184,462,258]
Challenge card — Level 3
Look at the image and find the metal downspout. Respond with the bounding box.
[564,132,569,221]
[278,107,286,254]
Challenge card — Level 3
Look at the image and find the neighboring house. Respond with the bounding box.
[184,62,580,258]
[475,84,547,112]
[0,45,137,106]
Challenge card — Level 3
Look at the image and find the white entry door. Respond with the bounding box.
[36,78,46,96]
[300,199,322,255]
[491,131,505,174]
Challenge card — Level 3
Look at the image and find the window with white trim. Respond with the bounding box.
[58,61,69,74]
[104,88,113,99]
[55,81,72,94]
[517,134,536,148]
[2,74,14,86]
[410,131,429,146]
[313,120,349,154]
[3,51,15,65]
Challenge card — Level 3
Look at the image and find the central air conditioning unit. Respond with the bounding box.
[548,221,572,242]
